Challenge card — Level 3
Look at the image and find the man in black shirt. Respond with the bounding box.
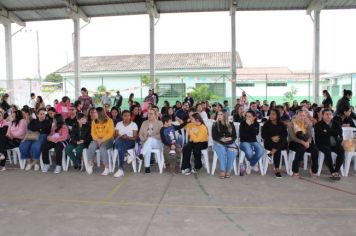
[65,105,78,133]
[315,109,344,180]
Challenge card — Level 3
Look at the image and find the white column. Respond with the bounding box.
[231,10,237,107]
[149,14,155,89]
[4,22,14,101]
[313,10,320,104]
[73,18,81,99]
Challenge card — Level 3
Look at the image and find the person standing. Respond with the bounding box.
[28,93,36,109]
[78,87,94,114]
[322,90,333,109]
[113,91,123,108]
[184,93,194,107]
[101,91,111,107]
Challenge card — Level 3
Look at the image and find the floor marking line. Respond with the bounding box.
[299,177,356,196]
[101,177,129,202]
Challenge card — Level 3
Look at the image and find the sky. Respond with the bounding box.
[0,9,355,80]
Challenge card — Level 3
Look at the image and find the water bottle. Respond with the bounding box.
[239,163,245,176]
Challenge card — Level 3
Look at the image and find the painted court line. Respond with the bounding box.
[101,177,129,202]
[299,177,356,196]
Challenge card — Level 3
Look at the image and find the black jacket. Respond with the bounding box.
[212,122,237,145]
[336,96,356,119]
[314,120,343,147]
[322,96,333,108]
[184,97,194,107]
[239,120,259,142]
[261,121,288,149]
[28,119,51,135]
[70,123,92,146]
[233,114,244,123]
[333,115,356,128]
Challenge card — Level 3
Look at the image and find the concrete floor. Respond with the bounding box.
[0,163,356,236]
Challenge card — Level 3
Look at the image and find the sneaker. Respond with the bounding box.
[114,169,124,178]
[127,154,134,164]
[191,168,197,174]
[54,165,62,174]
[25,163,33,171]
[34,164,40,171]
[0,166,6,172]
[182,168,191,176]
[0,153,5,160]
[145,167,151,174]
[252,165,259,172]
[101,168,110,176]
[245,163,251,175]
[42,164,50,173]
[87,165,93,175]
[275,172,282,179]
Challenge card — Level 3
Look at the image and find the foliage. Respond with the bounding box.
[140,75,160,92]
[189,84,219,102]
[0,87,6,97]
[283,86,298,103]
[44,73,63,83]
[93,85,107,106]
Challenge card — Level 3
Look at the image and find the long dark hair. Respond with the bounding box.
[322,90,331,99]
[54,114,65,132]
[12,110,23,127]
[268,108,281,124]
[192,112,205,126]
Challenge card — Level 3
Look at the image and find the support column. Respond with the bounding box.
[312,10,320,104]
[230,9,237,107]
[149,14,155,89]
[4,23,14,101]
[73,18,80,99]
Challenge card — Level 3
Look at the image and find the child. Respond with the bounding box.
[160,115,186,173]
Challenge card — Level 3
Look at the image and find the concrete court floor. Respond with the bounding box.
[0,163,356,236]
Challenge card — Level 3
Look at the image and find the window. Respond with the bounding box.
[342,84,352,91]
[157,83,185,98]
[236,83,254,87]
[267,82,287,87]
[331,85,340,97]
[196,83,225,97]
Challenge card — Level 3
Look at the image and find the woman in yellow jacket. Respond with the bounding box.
[181,113,208,175]
[86,107,114,175]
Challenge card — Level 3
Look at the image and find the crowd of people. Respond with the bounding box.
[0,86,355,181]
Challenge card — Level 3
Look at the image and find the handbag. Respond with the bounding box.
[24,130,40,141]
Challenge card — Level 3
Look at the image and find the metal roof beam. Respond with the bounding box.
[230,0,238,15]
[0,4,25,26]
[63,0,89,22]
[146,0,159,19]
[307,0,327,15]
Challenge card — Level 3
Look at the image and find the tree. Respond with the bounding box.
[189,84,219,102]
[283,86,298,103]
[93,85,107,106]
[44,73,63,83]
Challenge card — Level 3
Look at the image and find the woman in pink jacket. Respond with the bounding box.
[55,96,71,120]
[41,114,69,174]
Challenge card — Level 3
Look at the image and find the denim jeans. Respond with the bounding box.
[239,141,264,167]
[115,138,135,170]
[213,142,237,173]
[20,134,48,160]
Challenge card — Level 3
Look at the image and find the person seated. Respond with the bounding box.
[111,106,122,126]
[55,96,71,120]
[46,107,56,123]
[65,113,91,170]
[86,107,114,175]
[239,111,264,174]
[212,111,237,179]
[138,109,163,173]
[160,115,186,173]
[20,108,52,171]
[249,102,263,120]
[41,114,69,174]
[315,109,344,180]
[65,104,77,133]
[261,109,288,178]
[113,110,138,178]
[0,111,9,171]
[175,102,190,122]
[288,110,319,177]
[0,111,27,171]
[181,113,208,175]
[334,106,355,128]
[233,105,245,123]
[261,104,269,118]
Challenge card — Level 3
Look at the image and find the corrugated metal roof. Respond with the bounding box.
[56,52,243,73]
[1,0,355,22]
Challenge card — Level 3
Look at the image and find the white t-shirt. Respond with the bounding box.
[116,121,138,137]
[200,111,209,123]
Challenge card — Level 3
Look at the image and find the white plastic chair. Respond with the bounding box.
[151,148,165,174]
[6,147,26,169]
[65,149,85,171]
[237,150,265,176]
[342,127,356,176]
[317,151,344,176]
[287,151,311,176]
[263,150,289,175]
[110,145,142,173]
[82,149,101,173]
[211,150,238,175]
